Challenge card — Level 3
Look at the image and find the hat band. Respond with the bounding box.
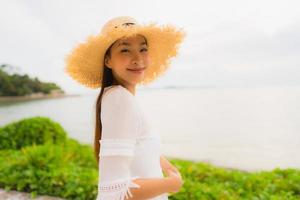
[114,22,136,29]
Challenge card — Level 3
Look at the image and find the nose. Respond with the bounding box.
[131,51,142,66]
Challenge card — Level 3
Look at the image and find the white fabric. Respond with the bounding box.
[96,85,168,200]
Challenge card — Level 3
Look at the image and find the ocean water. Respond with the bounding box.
[1,86,299,172]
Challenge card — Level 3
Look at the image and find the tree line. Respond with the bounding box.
[0,64,64,96]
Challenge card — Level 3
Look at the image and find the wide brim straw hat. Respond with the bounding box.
[64,16,186,88]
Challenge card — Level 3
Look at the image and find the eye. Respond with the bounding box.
[120,49,129,53]
[140,48,148,52]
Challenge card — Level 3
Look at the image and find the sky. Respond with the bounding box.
[0,0,300,94]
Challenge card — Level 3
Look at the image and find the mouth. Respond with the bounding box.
[127,67,146,74]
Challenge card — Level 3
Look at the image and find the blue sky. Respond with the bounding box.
[0,0,299,94]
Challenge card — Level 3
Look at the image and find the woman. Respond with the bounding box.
[65,16,185,200]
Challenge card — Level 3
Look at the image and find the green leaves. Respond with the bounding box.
[0,140,98,199]
[0,117,299,199]
[168,159,300,199]
[0,116,67,150]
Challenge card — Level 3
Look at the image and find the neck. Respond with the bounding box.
[112,79,136,96]
[126,85,136,96]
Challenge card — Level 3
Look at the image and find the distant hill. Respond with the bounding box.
[0,64,64,97]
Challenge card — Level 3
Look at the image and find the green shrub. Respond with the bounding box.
[168,159,300,200]
[0,117,299,199]
[1,145,300,199]
[0,139,98,200]
[0,116,67,150]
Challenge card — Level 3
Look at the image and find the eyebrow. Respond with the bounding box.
[117,41,147,47]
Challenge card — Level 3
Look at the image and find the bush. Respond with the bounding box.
[1,145,300,200]
[0,116,67,150]
[0,139,98,200]
[167,159,300,200]
[0,117,300,199]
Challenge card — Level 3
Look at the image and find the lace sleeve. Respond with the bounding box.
[97,86,141,200]
[97,155,141,200]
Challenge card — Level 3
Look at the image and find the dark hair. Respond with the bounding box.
[94,35,148,168]
[94,43,116,168]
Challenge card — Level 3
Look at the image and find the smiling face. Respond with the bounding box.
[105,34,150,88]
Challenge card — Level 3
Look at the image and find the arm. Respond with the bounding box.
[127,177,174,200]
[160,155,182,179]
[99,155,181,200]
[128,161,184,200]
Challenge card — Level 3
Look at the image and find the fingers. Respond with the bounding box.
[167,169,182,179]
[164,165,183,179]
[170,167,181,177]
[169,170,179,177]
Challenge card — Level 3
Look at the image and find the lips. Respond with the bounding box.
[127,67,146,73]
[128,67,146,71]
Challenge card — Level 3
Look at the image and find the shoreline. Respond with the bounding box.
[164,156,279,173]
[0,93,80,102]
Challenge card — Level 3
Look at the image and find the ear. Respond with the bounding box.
[104,57,112,69]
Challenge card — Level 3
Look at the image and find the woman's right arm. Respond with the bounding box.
[128,170,184,200]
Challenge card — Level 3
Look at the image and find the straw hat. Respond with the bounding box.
[64,16,185,88]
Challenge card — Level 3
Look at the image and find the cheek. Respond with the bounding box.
[112,55,131,68]
[143,55,150,66]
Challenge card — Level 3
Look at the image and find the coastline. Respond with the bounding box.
[165,156,259,173]
[0,93,80,103]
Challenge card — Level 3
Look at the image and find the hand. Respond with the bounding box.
[164,165,182,180]
[165,168,184,193]
[160,155,182,180]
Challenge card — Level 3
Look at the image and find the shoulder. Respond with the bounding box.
[102,85,136,109]
[101,86,141,137]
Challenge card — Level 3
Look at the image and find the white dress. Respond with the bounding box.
[96,85,169,200]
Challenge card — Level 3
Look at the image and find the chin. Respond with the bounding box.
[128,79,142,86]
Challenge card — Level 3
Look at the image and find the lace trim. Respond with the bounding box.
[99,139,137,156]
[98,176,140,200]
